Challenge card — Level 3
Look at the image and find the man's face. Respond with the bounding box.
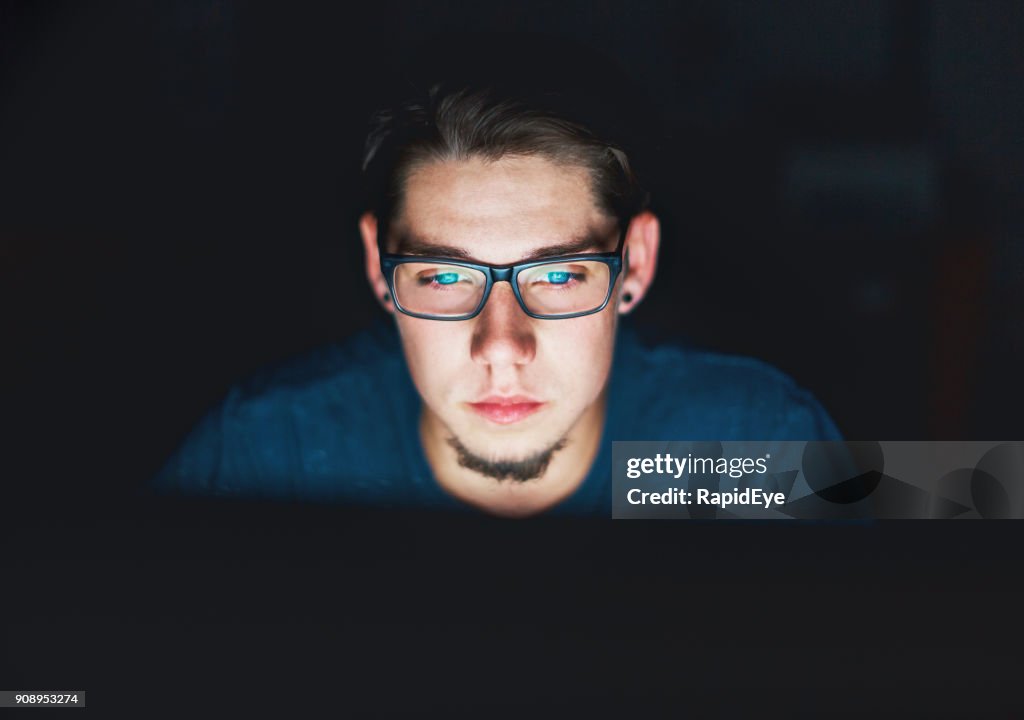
[385,155,622,472]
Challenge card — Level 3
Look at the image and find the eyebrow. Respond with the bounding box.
[390,228,617,262]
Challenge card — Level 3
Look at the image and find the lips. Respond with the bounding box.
[467,395,546,424]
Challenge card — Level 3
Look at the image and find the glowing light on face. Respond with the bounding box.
[389,155,622,474]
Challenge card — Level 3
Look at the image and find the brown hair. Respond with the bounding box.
[360,56,651,246]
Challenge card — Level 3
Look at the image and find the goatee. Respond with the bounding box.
[446,435,568,482]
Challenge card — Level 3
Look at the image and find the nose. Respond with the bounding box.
[470,281,537,371]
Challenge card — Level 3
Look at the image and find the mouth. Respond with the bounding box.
[467,395,547,425]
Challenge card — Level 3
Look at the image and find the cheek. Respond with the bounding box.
[396,319,469,397]
[537,315,616,393]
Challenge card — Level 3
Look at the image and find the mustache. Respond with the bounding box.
[446,435,568,482]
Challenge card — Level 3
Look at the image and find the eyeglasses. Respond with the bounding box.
[379,221,629,320]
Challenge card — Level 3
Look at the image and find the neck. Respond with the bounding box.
[420,393,607,518]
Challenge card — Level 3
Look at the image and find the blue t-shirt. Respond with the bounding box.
[151,320,842,515]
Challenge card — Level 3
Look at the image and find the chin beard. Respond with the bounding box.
[446,435,568,483]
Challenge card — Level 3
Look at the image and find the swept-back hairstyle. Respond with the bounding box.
[360,33,652,246]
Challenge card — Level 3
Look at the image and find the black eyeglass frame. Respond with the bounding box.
[379,220,631,321]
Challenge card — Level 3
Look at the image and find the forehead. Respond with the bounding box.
[392,155,615,264]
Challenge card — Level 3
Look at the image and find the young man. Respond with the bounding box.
[153,73,842,518]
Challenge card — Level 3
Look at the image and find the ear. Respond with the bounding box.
[617,211,660,314]
[359,212,394,313]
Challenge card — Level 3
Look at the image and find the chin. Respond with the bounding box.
[456,424,570,460]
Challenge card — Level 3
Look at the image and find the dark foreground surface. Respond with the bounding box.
[1,497,1021,717]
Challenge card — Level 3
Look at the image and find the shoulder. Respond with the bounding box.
[233,322,405,407]
[152,323,413,498]
[615,328,842,441]
[210,323,408,445]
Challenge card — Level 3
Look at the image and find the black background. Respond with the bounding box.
[1,1,1022,714]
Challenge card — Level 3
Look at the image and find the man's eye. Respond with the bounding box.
[532,268,586,286]
[544,271,573,284]
[418,270,469,286]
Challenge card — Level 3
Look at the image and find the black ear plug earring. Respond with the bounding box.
[622,292,633,303]
[382,291,391,303]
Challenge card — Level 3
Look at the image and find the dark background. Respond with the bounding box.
[1,1,1022,713]
[3,0,1023,501]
